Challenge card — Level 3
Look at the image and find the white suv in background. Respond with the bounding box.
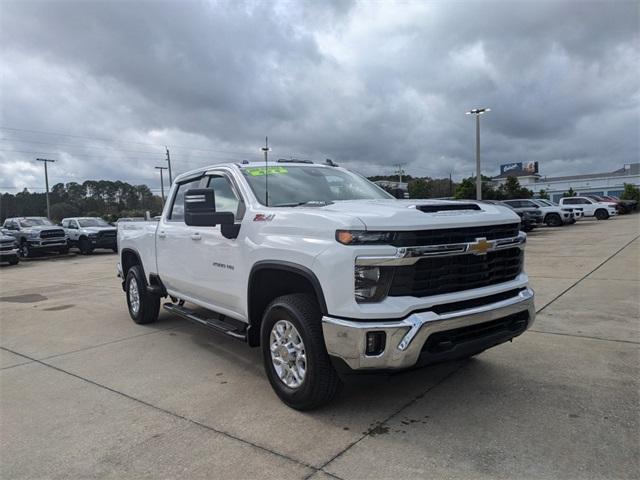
[503,199,574,227]
[534,199,582,222]
[559,196,618,220]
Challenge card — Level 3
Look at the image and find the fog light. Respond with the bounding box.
[365,331,386,356]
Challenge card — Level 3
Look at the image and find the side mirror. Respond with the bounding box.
[184,188,235,227]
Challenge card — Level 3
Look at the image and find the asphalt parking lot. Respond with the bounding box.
[1,215,638,479]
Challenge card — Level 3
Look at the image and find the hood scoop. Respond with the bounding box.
[415,203,481,213]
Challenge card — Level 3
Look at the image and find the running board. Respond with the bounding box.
[163,303,247,341]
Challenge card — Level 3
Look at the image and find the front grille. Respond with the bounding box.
[98,230,116,239]
[40,229,65,239]
[0,241,15,252]
[388,248,523,298]
[421,311,529,354]
[392,223,520,247]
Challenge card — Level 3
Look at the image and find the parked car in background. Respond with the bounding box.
[559,196,618,220]
[62,217,118,254]
[0,232,19,265]
[534,199,582,222]
[504,199,574,227]
[2,217,68,258]
[483,200,542,231]
[586,195,637,214]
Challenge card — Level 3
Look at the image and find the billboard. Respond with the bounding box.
[500,162,522,175]
[500,161,539,175]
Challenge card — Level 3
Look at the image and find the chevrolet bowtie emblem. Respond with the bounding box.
[468,237,494,255]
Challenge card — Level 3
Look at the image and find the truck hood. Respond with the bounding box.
[82,226,116,233]
[310,199,520,230]
[22,226,64,234]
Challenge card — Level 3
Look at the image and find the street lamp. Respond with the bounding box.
[466,107,491,200]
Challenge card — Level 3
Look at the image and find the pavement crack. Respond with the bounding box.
[313,362,468,478]
[0,345,318,476]
[528,329,640,345]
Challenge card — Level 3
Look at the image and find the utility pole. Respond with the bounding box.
[395,164,405,183]
[165,147,173,184]
[155,166,168,204]
[36,158,55,218]
[465,107,490,200]
[261,137,271,206]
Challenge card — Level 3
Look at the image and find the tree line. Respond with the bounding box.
[0,180,164,222]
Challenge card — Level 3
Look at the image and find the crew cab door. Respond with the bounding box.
[156,172,245,317]
[186,172,245,315]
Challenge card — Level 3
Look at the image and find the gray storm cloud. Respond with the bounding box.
[0,0,638,191]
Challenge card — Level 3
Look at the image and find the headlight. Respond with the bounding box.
[336,230,394,245]
[354,265,394,303]
[26,231,39,239]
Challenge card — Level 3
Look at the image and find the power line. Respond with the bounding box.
[0,126,259,156]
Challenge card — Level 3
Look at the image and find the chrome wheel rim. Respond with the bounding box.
[128,278,140,315]
[270,320,306,388]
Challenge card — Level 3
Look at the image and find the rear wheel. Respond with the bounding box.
[545,213,563,227]
[79,237,94,255]
[125,265,160,324]
[260,294,342,410]
[594,209,609,220]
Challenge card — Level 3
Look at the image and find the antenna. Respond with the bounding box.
[261,136,271,206]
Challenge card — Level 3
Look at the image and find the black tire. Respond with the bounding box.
[78,237,94,255]
[594,209,609,220]
[125,265,160,324]
[58,245,70,254]
[545,213,563,227]
[19,241,31,258]
[8,257,19,265]
[260,293,342,410]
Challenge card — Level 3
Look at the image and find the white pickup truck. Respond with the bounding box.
[117,160,535,409]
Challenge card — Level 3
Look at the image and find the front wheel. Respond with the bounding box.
[594,209,609,220]
[545,213,563,227]
[125,265,160,324]
[260,294,342,410]
[19,242,31,258]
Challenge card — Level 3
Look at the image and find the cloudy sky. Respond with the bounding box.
[1,0,638,193]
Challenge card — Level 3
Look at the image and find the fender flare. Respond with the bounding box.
[248,260,328,316]
[120,248,148,286]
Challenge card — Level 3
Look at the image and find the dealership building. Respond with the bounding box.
[492,162,640,203]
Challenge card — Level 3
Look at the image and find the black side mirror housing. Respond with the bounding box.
[184,188,236,228]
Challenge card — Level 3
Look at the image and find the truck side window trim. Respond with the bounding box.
[166,176,206,222]
[205,172,246,221]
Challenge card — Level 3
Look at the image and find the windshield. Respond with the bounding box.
[78,218,110,227]
[19,218,53,227]
[240,165,392,206]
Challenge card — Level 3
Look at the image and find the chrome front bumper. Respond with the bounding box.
[322,288,535,370]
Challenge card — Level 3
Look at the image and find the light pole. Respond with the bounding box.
[155,166,168,204]
[465,107,490,200]
[261,137,271,206]
[36,158,55,218]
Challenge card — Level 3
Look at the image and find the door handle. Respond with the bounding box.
[190,233,201,241]
[158,231,166,239]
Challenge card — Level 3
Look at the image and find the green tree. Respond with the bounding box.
[538,189,550,200]
[408,178,431,198]
[563,187,576,197]
[620,183,639,202]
